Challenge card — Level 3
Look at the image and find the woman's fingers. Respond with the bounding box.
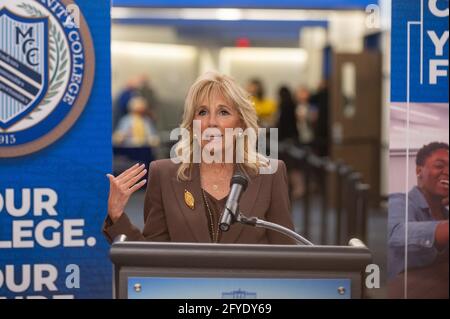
[106,163,147,197]
[116,163,143,182]
[106,174,118,188]
[124,168,147,189]
[129,179,147,194]
[118,165,146,187]
[116,163,142,181]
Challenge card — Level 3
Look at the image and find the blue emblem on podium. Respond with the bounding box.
[222,288,257,299]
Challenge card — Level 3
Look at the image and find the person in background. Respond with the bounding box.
[246,78,277,128]
[284,86,319,200]
[276,86,304,200]
[388,142,449,296]
[309,79,330,157]
[113,76,141,130]
[276,86,298,143]
[138,74,159,123]
[113,96,160,147]
[295,86,318,146]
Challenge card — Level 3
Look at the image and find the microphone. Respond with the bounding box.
[220,174,249,232]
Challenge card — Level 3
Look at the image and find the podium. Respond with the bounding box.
[110,239,372,299]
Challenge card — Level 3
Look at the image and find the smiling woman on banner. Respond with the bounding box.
[103,71,295,244]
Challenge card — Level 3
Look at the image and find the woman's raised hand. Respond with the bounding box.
[106,163,147,223]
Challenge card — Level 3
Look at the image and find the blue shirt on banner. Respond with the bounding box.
[388,186,449,279]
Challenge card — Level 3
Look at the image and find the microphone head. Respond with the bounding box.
[230,174,248,191]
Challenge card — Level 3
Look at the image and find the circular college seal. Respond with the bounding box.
[0,0,94,157]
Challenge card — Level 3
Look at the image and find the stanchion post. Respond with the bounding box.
[346,172,362,242]
[303,153,311,239]
[356,183,370,243]
[336,164,350,245]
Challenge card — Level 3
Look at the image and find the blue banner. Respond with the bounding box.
[391,0,449,103]
[0,0,112,299]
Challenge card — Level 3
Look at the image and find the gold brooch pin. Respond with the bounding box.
[184,189,195,210]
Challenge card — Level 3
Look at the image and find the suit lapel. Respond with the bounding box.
[220,174,262,244]
[171,164,211,243]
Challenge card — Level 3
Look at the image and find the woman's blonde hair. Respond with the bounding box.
[175,71,268,181]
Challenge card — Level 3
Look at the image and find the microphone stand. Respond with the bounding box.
[235,212,314,246]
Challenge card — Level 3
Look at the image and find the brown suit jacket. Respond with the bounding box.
[103,159,295,245]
